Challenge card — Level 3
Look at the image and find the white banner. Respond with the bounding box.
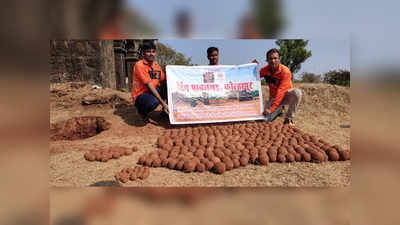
[166,63,264,124]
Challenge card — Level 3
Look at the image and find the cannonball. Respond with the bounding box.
[129,172,138,181]
[192,157,201,165]
[311,151,324,163]
[84,152,91,160]
[268,151,277,162]
[124,149,133,156]
[126,168,134,174]
[114,173,121,181]
[183,160,196,173]
[301,152,311,162]
[195,150,205,158]
[249,153,258,163]
[144,157,153,167]
[167,159,177,169]
[327,149,339,161]
[150,153,159,160]
[112,152,121,159]
[321,151,329,161]
[119,173,129,183]
[259,155,269,165]
[159,150,169,158]
[339,150,350,160]
[152,158,161,167]
[277,154,286,163]
[136,167,145,179]
[141,167,150,179]
[223,149,232,156]
[100,156,109,162]
[294,153,302,161]
[231,154,240,160]
[286,153,295,162]
[94,152,103,161]
[199,157,208,164]
[211,156,221,164]
[205,161,214,170]
[138,155,146,164]
[196,163,206,172]
[232,159,241,168]
[214,162,226,174]
[214,150,224,159]
[176,160,185,170]
[224,160,234,171]
[85,153,96,161]
[163,145,173,151]
[239,156,249,166]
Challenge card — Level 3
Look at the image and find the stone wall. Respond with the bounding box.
[50,39,155,91]
[50,40,116,89]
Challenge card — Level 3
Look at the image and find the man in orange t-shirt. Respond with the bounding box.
[257,48,302,125]
[132,41,168,123]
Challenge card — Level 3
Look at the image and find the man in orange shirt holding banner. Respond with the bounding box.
[132,41,169,124]
[256,48,302,126]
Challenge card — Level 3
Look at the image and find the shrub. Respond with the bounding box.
[323,70,350,86]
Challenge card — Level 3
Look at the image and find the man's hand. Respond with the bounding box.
[162,102,169,114]
[263,108,272,116]
[252,59,259,64]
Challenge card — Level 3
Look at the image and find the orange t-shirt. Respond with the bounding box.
[259,64,293,112]
[132,59,165,103]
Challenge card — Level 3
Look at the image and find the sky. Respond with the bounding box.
[159,39,349,80]
[126,0,251,38]
[127,0,400,71]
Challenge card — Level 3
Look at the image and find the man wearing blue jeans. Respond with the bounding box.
[134,85,168,122]
[132,41,169,123]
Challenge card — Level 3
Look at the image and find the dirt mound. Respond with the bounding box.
[296,83,350,113]
[50,116,111,141]
[50,82,131,109]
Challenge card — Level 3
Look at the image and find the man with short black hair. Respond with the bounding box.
[258,48,302,126]
[207,47,219,65]
[132,41,169,124]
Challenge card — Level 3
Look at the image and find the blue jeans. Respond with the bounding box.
[135,86,167,118]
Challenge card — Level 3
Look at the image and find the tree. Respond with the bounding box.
[300,72,321,83]
[275,40,312,79]
[156,43,192,69]
[323,69,350,86]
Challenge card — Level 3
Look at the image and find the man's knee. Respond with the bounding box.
[147,96,161,110]
[294,88,302,98]
[136,93,161,112]
[286,88,302,102]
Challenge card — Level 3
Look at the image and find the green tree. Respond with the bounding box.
[301,72,321,83]
[156,43,192,69]
[275,40,312,79]
[323,69,350,86]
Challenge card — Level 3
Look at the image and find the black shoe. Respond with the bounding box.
[139,112,150,124]
[160,111,169,118]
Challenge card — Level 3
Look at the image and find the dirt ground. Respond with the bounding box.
[49,82,350,187]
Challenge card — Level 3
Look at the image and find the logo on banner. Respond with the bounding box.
[203,72,214,83]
